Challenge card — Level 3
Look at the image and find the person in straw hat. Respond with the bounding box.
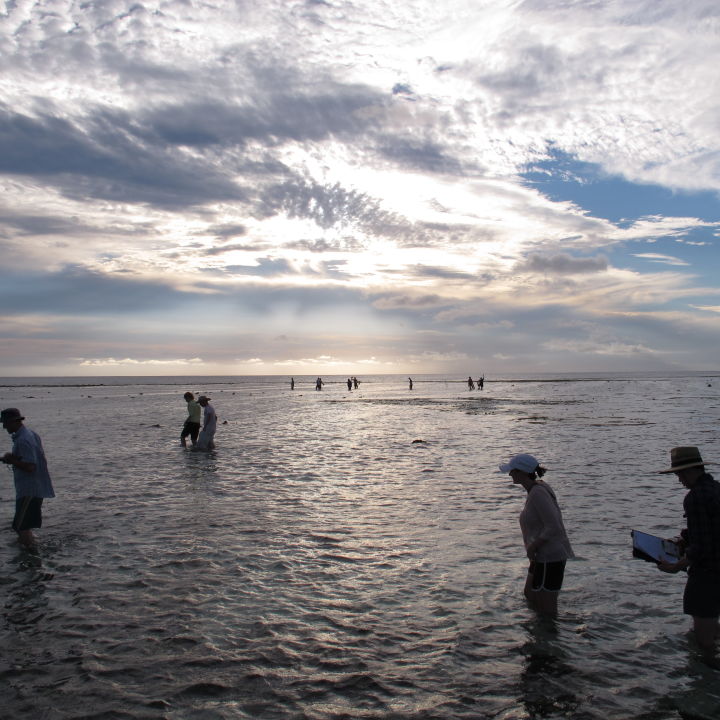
[657,446,720,661]
[1,408,55,548]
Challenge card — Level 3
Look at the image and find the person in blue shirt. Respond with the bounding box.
[1,407,55,548]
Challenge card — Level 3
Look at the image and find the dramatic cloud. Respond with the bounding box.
[517,253,609,275]
[632,253,691,266]
[0,0,718,375]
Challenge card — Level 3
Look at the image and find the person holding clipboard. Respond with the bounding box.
[656,446,720,662]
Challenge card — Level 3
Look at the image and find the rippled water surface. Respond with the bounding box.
[2,372,720,719]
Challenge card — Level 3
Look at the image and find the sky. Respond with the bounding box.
[1,0,719,376]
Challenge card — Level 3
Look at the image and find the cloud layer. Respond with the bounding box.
[0,0,718,374]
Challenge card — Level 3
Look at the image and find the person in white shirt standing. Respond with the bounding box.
[1,408,55,548]
[195,396,217,451]
[499,453,574,616]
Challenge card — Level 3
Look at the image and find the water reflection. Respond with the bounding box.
[2,546,50,631]
[672,656,720,720]
[1,373,718,718]
[517,618,579,719]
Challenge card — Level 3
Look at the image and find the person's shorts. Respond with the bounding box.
[528,560,567,592]
[13,497,43,532]
[684,568,720,619]
[181,421,201,440]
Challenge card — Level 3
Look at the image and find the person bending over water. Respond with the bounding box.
[499,453,574,616]
[1,408,55,548]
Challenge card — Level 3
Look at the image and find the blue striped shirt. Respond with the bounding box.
[10,425,55,499]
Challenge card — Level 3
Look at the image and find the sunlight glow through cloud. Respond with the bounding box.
[0,0,719,375]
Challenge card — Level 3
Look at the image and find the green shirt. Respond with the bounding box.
[186,400,202,423]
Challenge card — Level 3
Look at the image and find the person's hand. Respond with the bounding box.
[673,536,687,554]
[2,452,13,464]
[657,557,688,573]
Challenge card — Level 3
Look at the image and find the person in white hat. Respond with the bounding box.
[657,446,720,661]
[194,396,217,451]
[499,453,574,616]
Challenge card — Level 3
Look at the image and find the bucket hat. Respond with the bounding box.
[0,408,24,424]
[658,446,708,474]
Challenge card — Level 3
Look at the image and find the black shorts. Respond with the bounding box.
[684,568,720,619]
[528,560,567,592]
[13,497,43,532]
[181,420,201,441]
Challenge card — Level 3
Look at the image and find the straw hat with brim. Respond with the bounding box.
[658,446,709,474]
[0,408,24,424]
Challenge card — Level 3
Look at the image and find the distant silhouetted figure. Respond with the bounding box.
[347,378,353,391]
[290,377,295,390]
[353,377,359,389]
[315,377,324,391]
[468,376,475,390]
[478,376,484,390]
[408,377,413,390]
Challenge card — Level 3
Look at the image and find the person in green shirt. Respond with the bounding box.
[180,392,202,448]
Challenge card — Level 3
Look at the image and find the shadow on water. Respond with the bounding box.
[670,658,720,720]
[2,546,50,631]
[511,618,580,719]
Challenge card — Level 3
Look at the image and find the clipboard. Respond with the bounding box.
[631,530,681,564]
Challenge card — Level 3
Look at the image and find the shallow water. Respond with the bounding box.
[1,372,720,719]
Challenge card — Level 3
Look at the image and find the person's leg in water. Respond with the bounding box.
[14,497,40,549]
[18,528,36,548]
[692,616,718,662]
[524,561,563,617]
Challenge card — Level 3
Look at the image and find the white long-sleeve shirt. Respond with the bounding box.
[519,482,574,562]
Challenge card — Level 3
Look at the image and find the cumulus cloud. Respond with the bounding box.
[207,224,248,240]
[78,357,204,366]
[516,253,609,275]
[224,258,297,277]
[201,243,269,256]
[371,293,450,311]
[0,105,246,208]
[0,0,718,373]
[541,339,661,357]
[632,253,691,266]
[0,266,199,315]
